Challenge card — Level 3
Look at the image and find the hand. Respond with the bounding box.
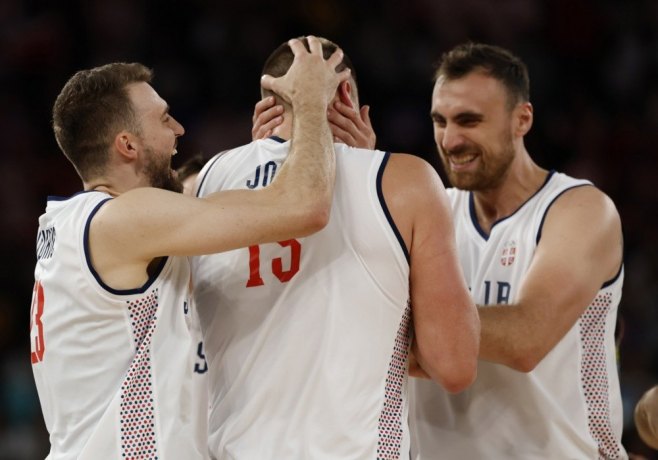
[328,101,377,149]
[252,96,284,141]
[261,36,351,109]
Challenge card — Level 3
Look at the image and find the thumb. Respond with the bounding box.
[260,74,276,92]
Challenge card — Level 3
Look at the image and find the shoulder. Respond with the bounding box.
[549,183,619,224]
[385,153,445,192]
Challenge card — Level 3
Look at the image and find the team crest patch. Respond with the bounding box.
[500,240,517,266]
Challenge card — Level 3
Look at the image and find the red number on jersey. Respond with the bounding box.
[246,239,301,287]
[30,281,46,363]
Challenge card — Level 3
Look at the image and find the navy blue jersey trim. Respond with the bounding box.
[83,198,168,295]
[47,190,102,202]
[195,153,225,198]
[602,263,623,289]
[535,183,593,244]
[376,152,410,263]
[268,135,286,144]
[535,182,622,290]
[470,170,557,241]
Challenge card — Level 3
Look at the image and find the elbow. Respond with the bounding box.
[423,353,479,394]
[297,201,331,236]
[439,352,479,393]
[505,346,547,373]
[440,367,477,394]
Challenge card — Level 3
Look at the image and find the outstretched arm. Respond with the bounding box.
[90,36,351,290]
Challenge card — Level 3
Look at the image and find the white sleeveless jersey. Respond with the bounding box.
[192,137,411,460]
[409,171,627,459]
[30,191,209,460]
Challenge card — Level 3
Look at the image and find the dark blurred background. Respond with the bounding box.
[2,0,657,458]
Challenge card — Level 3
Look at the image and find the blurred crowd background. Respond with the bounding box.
[1,0,657,458]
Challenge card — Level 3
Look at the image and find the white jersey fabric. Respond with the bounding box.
[192,137,411,460]
[409,171,627,459]
[30,191,208,460]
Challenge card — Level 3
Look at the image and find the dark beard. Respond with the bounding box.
[143,147,183,193]
[151,169,183,193]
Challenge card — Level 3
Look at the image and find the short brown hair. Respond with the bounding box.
[435,42,530,110]
[52,62,153,181]
[260,36,357,100]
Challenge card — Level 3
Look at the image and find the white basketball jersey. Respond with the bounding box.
[192,137,411,459]
[30,191,209,460]
[409,171,627,459]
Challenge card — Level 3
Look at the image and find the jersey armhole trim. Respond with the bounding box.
[83,198,168,295]
[376,152,410,263]
[535,183,593,244]
[195,150,230,197]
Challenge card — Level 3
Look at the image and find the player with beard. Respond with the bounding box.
[251,40,628,460]
[30,38,349,460]
[408,42,627,459]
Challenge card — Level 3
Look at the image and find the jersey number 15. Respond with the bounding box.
[246,239,301,287]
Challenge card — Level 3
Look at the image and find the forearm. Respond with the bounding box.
[477,304,549,372]
[272,102,335,231]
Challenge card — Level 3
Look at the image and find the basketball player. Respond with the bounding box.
[254,40,627,460]
[192,36,480,459]
[30,36,350,459]
[408,42,626,459]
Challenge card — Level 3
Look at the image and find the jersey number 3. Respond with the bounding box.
[30,280,46,363]
[247,239,301,287]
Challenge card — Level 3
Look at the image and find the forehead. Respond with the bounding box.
[431,71,508,116]
[126,81,166,116]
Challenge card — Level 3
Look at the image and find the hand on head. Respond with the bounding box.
[260,36,351,109]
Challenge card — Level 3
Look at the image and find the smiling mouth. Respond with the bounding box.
[448,153,478,167]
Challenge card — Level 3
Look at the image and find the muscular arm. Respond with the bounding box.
[383,154,480,393]
[90,37,351,290]
[478,186,623,371]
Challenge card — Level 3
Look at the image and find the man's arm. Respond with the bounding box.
[478,186,623,371]
[90,36,351,289]
[383,153,480,393]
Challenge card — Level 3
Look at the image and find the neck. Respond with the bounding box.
[471,151,548,233]
[271,111,294,140]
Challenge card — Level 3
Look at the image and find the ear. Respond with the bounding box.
[337,80,355,109]
[113,131,140,162]
[515,102,533,137]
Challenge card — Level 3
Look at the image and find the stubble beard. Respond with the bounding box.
[440,134,515,192]
[143,146,183,193]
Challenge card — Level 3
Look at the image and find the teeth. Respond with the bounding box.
[172,148,178,156]
[450,154,476,165]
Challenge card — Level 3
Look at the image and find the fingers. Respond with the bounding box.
[329,121,355,147]
[287,37,307,56]
[327,46,345,69]
[252,98,284,140]
[328,101,376,149]
[252,97,276,124]
[306,35,323,55]
[360,105,373,129]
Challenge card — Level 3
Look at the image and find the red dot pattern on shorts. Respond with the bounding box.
[377,303,411,460]
[579,292,621,460]
[120,289,160,460]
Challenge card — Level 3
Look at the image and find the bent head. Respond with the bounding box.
[430,43,533,191]
[53,62,184,192]
[261,36,359,113]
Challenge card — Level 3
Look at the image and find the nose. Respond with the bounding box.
[440,123,464,153]
[171,116,185,137]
